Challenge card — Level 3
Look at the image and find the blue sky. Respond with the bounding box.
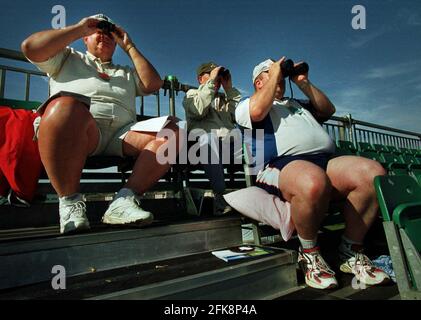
[0,0,420,132]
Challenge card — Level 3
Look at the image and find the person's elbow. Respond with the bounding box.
[142,78,164,94]
[326,102,336,117]
[21,38,32,58]
[21,36,42,62]
[249,106,266,122]
[250,105,267,122]
[318,103,336,121]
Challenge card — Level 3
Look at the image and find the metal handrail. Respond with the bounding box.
[0,64,46,77]
[0,48,27,62]
[0,48,47,101]
[352,118,421,138]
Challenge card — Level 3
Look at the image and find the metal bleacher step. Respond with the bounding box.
[0,245,297,300]
[0,216,244,291]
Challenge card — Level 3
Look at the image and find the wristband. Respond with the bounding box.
[126,44,136,53]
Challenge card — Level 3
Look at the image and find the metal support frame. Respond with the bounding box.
[400,229,421,290]
[383,221,421,300]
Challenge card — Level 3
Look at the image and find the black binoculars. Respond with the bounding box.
[97,20,116,34]
[281,59,309,78]
[217,68,231,80]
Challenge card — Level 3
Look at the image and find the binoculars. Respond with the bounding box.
[217,67,231,80]
[97,20,116,34]
[281,59,309,78]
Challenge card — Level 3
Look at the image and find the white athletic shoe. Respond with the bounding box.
[102,195,154,226]
[340,252,390,286]
[59,201,90,234]
[298,246,339,290]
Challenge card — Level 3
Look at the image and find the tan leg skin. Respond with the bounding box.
[278,160,332,240]
[38,97,99,197]
[122,121,181,195]
[326,156,386,243]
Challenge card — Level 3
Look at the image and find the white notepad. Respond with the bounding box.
[119,116,171,140]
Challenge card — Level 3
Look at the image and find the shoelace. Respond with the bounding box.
[307,252,336,275]
[111,196,141,217]
[62,201,86,221]
[354,252,375,271]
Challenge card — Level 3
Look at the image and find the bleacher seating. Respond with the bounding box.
[336,140,357,155]
[387,145,401,154]
[374,175,421,299]
[372,143,389,153]
[358,141,376,152]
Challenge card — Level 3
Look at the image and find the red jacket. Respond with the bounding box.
[0,107,43,202]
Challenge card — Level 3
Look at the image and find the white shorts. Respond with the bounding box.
[33,91,136,157]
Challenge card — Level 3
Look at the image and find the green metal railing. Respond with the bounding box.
[1,47,420,149]
[0,48,47,100]
[324,113,421,149]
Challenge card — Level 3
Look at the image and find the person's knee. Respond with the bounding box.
[356,159,386,190]
[299,171,332,204]
[42,97,90,126]
[157,122,183,155]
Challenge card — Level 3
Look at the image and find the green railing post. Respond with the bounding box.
[163,75,180,117]
[169,75,177,117]
[0,69,5,99]
[156,92,161,117]
[25,73,30,101]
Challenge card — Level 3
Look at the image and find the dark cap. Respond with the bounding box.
[196,62,218,76]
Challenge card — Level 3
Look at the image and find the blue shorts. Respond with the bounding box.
[255,153,333,199]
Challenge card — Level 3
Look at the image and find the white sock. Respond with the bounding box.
[59,193,83,207]
[298,235,318,250]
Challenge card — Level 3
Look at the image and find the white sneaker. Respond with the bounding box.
[59,201,90,234]
[298,246,338,290]
[102,195,154,226]
[340,252,390,286]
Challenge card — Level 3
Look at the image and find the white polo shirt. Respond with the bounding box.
[31,47,146,127]
[236,97,335,165]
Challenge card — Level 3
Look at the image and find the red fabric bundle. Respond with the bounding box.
[0,107,43,202]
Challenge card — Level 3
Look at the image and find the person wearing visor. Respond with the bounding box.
[235,57,389,289]
[21,14,180,234]
[183,62,242,216]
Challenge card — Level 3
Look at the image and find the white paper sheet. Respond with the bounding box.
[119,116,170,140]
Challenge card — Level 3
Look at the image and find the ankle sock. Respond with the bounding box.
[59,193,83,207]
[298,235,318,250]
